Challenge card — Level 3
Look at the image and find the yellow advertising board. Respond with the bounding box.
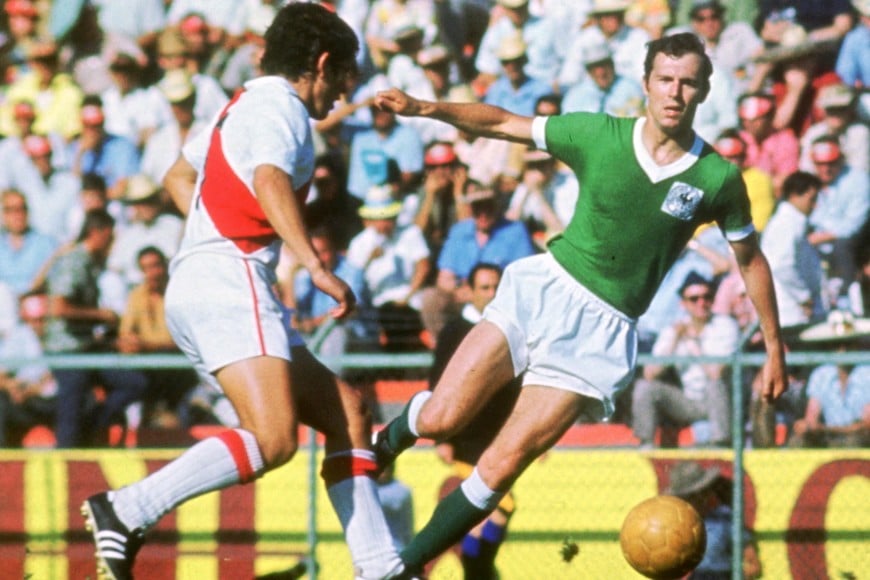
[1,448,867,579]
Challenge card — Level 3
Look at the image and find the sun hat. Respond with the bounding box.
[809,139,842,164]
[358,184,402,220]
[159,69,195,103]
[157,28,187,57]
[23,134,51,157]
[12,101,35,119]
[799,311,870,343]
[852,0,870,18]
[497,34,527,62]
[417,44,451,68]
[583,43,613,68]
[425,142,457,166]
[122,175,162,204]
[714,135,746,157]
[588,0,631,16]
[4,0,38,18]
[664,461,721,497]
[497,0,529,8]
[738,94,775,120]
[816,84,854,110]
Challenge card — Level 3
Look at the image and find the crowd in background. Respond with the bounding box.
[0,0,868,450]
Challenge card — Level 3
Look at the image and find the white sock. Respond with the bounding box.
[461,467,504,512]
[113,429,264,531]
[407,390,432,437]
[323,450,404,579]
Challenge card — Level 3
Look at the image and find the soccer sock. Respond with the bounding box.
[322,450,404,579]
[401,468,504,571]
[381,390,431,456]
[112,429,264,531]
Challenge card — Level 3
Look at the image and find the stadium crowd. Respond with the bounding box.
[0,0,868,450]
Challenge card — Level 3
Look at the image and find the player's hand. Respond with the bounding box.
[311,268,356,320]
[759,347,787,402]
[374,88,421,117]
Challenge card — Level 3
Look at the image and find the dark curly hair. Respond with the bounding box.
[260,3,359,81]
[643,32,713,95]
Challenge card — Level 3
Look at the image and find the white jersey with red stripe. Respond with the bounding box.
[172,75,314,273]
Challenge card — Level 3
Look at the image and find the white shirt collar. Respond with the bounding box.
[632,117,704,184]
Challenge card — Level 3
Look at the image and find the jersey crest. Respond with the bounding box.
[660,181,704,221]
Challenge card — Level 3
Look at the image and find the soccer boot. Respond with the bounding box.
[81,491,145,580]
[371,427,400,476]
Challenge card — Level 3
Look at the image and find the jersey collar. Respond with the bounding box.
[632,117,704,184]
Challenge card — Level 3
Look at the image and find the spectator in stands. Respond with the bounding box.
[559,0,650,90]
[714,129,776,232]
[625,0,672,40]
[346,185,432,352]
[364,0,439,73]
[45,209,148,448]
[0,189,58,298]
[100,50,171,149]
[65,173,115,256]
[561,44,645,118]
[141,69,208,186]
[117,246,198,431]
[412,44,475,144]
[218,4,272,95]
[799,84,869,175]
[788,315,870,448]
[752,2,854,133]
[0,290,57,447]
[761,171,827,334]
[474,0,563,93]
[835,0,870,121]
[16,134,81,241]
[347,103,424,200]
[632,271,739,449]
[0,100,69,189]
[0,38,84,141]
[505,148,578,244]
[681,0,763,97]
[421,185,535,341]
[68,96,141,203]
[385,23,429,98]
[482,34,552,117]
[155,27,229,125]
[429,262,519,578]
[0,0,42,84]
[737,92,800,197]
[292,227,368,369]
[303,155,363,253]
[408,141,469,254]
[107,175,184,292]
[166,9,235,76]
[806,137,870,289]
[664,461,762,579]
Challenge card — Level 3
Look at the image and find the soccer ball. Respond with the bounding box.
[619,495,707,579]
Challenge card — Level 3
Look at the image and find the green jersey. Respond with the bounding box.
[538,113,753,318]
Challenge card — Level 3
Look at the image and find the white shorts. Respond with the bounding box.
[482,253,638,420]
[165,252,305,392]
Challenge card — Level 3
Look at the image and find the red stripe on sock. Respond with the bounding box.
[217,430,257,484]
[320,455,378,485]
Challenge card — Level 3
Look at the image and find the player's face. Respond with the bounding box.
[310,57,356,120]
[644,53,708,136]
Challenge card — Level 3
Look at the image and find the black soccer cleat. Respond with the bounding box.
[371,428,400,476]
[81,492,145,580]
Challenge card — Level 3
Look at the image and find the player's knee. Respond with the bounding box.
[417,397,460,439]
[254,429,298,468]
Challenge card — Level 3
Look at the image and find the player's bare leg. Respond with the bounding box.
[373,321,515,466]
[291,347,405,579]
[400,384,590,574]
[82,356,293,580]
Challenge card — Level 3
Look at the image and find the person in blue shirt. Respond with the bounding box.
[561,44,645,117]
[482,35,552,117]
[665,460,762,580]
[836,1,870,120]
[0,189,58,297]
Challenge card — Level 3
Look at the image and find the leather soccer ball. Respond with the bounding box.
[620,495,707,579]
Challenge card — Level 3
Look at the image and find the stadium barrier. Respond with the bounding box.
[1,346,868,579]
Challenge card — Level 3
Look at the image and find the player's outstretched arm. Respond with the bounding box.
[375,88,535,146]
[731,234,787,401]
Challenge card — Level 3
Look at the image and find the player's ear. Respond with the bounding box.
[315,52,330,78]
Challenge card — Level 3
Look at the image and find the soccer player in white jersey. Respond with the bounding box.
[373,33,788,577]
[81,5,408,580]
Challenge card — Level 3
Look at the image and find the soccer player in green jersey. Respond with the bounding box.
[373,32,787,577]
